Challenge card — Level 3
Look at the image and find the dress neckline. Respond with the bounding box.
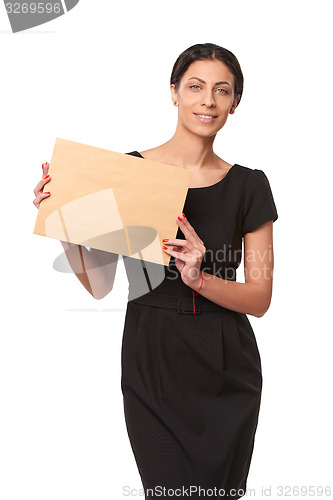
[134,151,237,190]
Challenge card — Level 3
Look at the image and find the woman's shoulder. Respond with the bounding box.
[233,163,256,175]
[214,153,260,182]
[233,164,270,183]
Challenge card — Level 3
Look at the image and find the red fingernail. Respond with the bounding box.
[182,213,186,218]
[162,245,167,250]
[177,216,182,221]
[44,192,50,194]
[162,239,169,242]
[43,175,49,179]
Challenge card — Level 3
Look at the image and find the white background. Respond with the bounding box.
[0,1,332,499]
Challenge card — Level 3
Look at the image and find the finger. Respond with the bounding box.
[179,214,205,246]
[162,245,189,263]
[42,162,50,178]
[176,215,203,245]
[34,162,51,196]
[33,191,51,208]
[162,238,188,248]
[37,191,51,202]
[33,175,51,196]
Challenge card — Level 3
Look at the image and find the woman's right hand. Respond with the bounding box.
[33,162,51,209]
[32,161,119,298]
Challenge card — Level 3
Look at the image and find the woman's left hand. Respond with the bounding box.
[162,213,206,289]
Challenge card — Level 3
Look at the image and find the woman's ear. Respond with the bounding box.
[230,94,240,114]
[170,84,177,106]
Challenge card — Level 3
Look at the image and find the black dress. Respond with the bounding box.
[121,151,278,499]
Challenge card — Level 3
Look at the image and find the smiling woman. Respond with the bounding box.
[32,41,278,500]
[164,48,243,146]
[120,42,278,499]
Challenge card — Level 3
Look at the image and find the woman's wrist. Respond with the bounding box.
[191,271,204,294]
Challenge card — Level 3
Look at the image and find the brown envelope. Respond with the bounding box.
[33,137,192,266]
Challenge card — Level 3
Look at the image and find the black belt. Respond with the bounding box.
[129,293,228,315]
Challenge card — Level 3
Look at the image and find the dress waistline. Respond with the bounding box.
[129,292,228,315]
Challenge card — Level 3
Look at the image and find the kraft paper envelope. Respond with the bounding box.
[33,137,192,266]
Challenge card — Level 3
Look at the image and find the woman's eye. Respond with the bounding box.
[189,85,228,94]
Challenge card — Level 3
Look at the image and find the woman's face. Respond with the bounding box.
[171,59,239,137]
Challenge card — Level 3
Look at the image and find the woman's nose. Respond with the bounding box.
[201,91,216,107]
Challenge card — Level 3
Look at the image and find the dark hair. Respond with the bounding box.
[170,43,244,108]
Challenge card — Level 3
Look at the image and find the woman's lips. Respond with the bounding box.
[194,113,217,123]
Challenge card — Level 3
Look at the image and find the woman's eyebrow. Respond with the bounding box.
[187,77,232,86]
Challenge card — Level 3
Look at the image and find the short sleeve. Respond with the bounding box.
[241,169,278,237]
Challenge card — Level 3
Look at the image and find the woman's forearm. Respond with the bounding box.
[191,272,272,318]
[60,241,118,299]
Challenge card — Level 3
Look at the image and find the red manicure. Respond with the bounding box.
[43,175,49,179]
[162,245,168,250]
[162,239,169,242]
[177,216,182,221]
